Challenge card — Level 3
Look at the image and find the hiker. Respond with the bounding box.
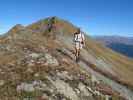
[47,17,56,32]
[46,17,56,39]
[74,28,85,62]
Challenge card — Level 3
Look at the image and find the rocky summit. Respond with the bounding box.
[0,17,133,100]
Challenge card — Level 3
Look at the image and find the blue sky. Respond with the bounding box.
[0,0,133,36]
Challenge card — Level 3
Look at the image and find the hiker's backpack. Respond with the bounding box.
[74,32,84,42]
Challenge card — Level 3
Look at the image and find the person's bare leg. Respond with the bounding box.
[75,48,78,61]
[76,49,78,60]
[76,49,80,62]
[77,49,80,61]
[78,49,80,57]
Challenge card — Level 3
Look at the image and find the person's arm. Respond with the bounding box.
[83,34,85,45]
[73,33,76,42]
[81,32,85,46]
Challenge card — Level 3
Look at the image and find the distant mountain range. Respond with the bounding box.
[94,36,133,58]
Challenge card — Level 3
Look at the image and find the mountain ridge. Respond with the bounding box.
[0,17,132,100]
[94,35,133,45]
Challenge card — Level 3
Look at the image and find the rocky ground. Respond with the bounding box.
[0,39,121,100]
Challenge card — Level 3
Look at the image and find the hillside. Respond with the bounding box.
[0,17,133,100]
[94,36,133,58]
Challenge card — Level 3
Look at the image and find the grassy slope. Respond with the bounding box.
[27,17,133,88]
[85,37,133,88]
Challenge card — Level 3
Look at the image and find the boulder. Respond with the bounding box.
[45,53,59,67]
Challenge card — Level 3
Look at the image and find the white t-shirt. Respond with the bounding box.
[74,32,85,42]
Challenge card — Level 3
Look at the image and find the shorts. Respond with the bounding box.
[75,42,83,50]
